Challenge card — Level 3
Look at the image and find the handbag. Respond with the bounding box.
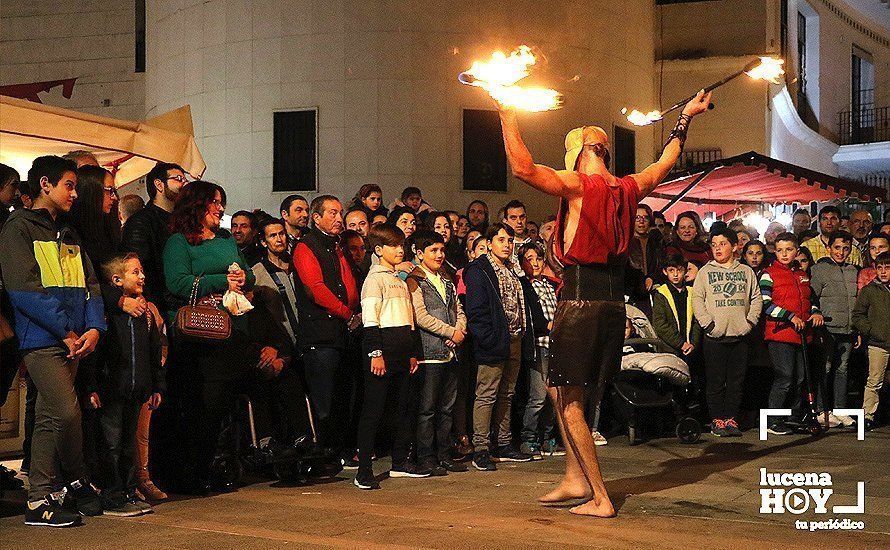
[175,276,232,342]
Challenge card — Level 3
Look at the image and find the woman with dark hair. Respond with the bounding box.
[163,180,255,493]
[455,214,471,241]
[857,233,889,290]
[349,183,388,220]
[795,246,815,277]
[665,211,711,265]
[0,163,20,229]
[428,211,463,273]
[67,166,121,483]
[388,206,417,239]
[70,165,120,268]
[742,239,769,277]
[0,164,23,489]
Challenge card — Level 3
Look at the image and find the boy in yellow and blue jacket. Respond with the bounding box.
[0,156,106,527]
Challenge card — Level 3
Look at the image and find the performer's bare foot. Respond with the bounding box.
[569,498,616,518]
[538,479,592,504]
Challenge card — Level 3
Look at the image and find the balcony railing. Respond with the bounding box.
[838,89,889,145]
[674,148,722,170]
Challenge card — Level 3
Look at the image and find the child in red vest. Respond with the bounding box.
[759,232,824,435]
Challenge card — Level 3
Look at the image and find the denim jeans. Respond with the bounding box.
[521,347,553,445]
[767,341,806,415]
[416,360,458,465]
[819,332,853,410]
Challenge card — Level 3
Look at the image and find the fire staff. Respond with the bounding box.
[496,89,712,517]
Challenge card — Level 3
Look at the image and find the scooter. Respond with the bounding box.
[783,317,831,435]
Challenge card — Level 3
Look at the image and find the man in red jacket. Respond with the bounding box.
[292,196,360,453]
[496,90,712,517]
[759,232,824,435]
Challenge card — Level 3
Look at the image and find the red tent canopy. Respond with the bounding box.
[642,151,886,219]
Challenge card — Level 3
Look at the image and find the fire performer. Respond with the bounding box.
[495,89,712,517]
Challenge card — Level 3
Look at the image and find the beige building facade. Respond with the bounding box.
[654,0,890,191]
[141,0,659,220]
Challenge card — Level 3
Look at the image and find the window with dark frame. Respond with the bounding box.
[135,0,145,73]
[851,46,875,144]
[462,109,507,192]
[613,126,635,178]
[273,110,317,192]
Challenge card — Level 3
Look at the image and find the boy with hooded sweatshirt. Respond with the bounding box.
[693,229,763,437]
[0,156,106,526]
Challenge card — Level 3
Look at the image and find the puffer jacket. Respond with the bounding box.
[760,261,819,344]
[810,257,859,334]
[0,208,106,350]
[406,266,466,361]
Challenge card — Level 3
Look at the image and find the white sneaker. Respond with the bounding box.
[591,431,608,446]
[827,413,843,428]
[834,413,856,428]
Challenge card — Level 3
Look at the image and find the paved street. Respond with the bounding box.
[2,428,888,549]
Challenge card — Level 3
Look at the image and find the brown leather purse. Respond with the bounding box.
[175,276,231,342]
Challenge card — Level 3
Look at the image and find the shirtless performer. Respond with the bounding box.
[496,90,712,517]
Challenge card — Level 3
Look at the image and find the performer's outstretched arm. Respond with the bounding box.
[632,90,712,198]
[498,107,581,199]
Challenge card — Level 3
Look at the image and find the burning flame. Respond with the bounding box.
[622,108,663,127]
[488,86,563,112]
[460,45,562,111]
[464,45,537,87]
[744,56,785,84]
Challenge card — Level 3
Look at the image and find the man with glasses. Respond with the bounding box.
[120,163,187,314]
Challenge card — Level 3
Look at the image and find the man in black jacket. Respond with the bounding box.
[116,162,185,494]
[292,196,360,453]
[119,162,187,315]
[464,223,545,470]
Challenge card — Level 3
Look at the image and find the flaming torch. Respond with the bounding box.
[458,46,563,112]
[623,56,784,126]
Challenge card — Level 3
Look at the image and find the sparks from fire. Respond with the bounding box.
[622,56,785,126]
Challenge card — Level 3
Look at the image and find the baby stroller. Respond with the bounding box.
[610,305,702,445]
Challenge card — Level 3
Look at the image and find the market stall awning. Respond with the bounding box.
[0,95,205,187]
[642,151,886,219]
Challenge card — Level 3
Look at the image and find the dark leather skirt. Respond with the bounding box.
[548,264,626,390]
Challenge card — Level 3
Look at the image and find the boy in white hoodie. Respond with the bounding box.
[355,224,425,490]
[693,228,763,437]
